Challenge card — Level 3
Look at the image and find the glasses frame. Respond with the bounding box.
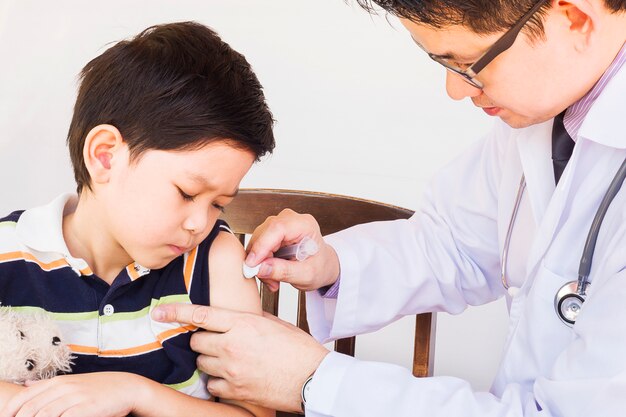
[423,0,547,89]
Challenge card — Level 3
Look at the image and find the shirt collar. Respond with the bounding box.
[565,43,626,148]
[16,193,83,264]
[16,193,150,278]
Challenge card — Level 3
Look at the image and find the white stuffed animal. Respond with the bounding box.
[0,307,73,384]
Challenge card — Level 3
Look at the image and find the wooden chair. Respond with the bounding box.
[221,189,436,413]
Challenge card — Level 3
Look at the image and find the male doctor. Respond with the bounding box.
[153,0,626,415]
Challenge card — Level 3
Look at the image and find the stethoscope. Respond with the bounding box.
[501,157,626,326]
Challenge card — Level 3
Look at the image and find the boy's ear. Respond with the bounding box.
[83,124,125,185]
[554,0,598,51]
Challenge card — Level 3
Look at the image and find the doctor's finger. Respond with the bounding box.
[206,377,241,401]
[245,210,320,266]
[151,303,235,333]
[190,330,226,356]
[255,257,314,287]
[258,278,280,292]
[196,355,227,379]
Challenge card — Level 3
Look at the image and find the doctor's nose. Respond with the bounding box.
[445,71,482,101]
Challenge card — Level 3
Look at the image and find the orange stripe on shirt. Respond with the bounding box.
[0,251,67,271]
[69,342,161,357]
[99,341,163,357]
[68,344,99,355]
[183,247,198,292]
[157,324,198,343]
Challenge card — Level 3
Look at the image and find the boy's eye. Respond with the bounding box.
[177,187,196,202]
[212,203,226,213]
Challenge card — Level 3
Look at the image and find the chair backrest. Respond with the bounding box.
[221,188,436,379]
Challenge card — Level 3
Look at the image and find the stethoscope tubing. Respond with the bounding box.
[576,156,626,295]
[501,175,526,290]
[501,154,626,325]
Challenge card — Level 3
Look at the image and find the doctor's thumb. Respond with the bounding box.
[257,257,313,290]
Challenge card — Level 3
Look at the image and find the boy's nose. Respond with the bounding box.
[183,209,212,235]
[445,71,482,101]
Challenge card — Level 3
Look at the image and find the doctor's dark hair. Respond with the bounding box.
[67,21,275,193]
[353,0,626,37]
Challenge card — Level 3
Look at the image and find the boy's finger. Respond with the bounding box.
[151,304,234,333]
[0,379,54,417]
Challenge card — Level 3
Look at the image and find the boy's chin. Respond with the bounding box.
[129,256,171,272]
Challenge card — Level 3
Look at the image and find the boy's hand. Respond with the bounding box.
[0,382,25,410]
[0,372,139,417]
[244,209,340,292]
[152,303,330,412]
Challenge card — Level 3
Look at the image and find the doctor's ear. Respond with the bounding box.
[83,124,126,185]
[554,0,598,51]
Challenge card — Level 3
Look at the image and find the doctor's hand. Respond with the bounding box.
[152,303,330,413]
[245,208,340,292]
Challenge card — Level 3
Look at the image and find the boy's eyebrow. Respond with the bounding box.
[188,173,239,197]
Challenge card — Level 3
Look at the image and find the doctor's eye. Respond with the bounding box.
[454,61,473,70]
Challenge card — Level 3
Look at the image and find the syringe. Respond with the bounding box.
[242,236,319,279]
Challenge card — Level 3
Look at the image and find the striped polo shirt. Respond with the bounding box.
[0,193,228,399]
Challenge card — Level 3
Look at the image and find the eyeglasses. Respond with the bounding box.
[418,0,547,89]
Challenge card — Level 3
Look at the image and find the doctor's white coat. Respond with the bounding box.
[304,64,626,416]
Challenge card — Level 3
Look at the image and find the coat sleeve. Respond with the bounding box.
[307,121,511,342]
[303,352,541,417]
[304,246,626,417]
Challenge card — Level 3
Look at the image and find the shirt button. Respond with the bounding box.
[103,304,115,316]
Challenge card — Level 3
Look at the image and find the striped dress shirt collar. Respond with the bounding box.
[564,43,626,139]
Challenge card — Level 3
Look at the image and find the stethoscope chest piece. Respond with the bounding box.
[504,156,626,326]
[554,281,587,326]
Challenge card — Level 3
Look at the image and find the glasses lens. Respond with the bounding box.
[430,54,483,89]
[443,67,483,89]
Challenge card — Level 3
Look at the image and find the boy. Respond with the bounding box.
[0,21,274,417]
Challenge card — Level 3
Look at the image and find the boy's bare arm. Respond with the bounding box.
[132,373,256,417]
[207,231,276,417]
[0,372,255,417]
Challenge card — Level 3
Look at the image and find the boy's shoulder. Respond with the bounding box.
[0,210,25,247]
[0,210,30,268]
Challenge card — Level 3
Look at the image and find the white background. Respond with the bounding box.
[0,0,508,391]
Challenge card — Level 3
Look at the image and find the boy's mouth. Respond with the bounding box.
[169,244,189,255]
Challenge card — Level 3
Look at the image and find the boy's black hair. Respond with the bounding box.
[67,21,275,193]
[354,0,626,37]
